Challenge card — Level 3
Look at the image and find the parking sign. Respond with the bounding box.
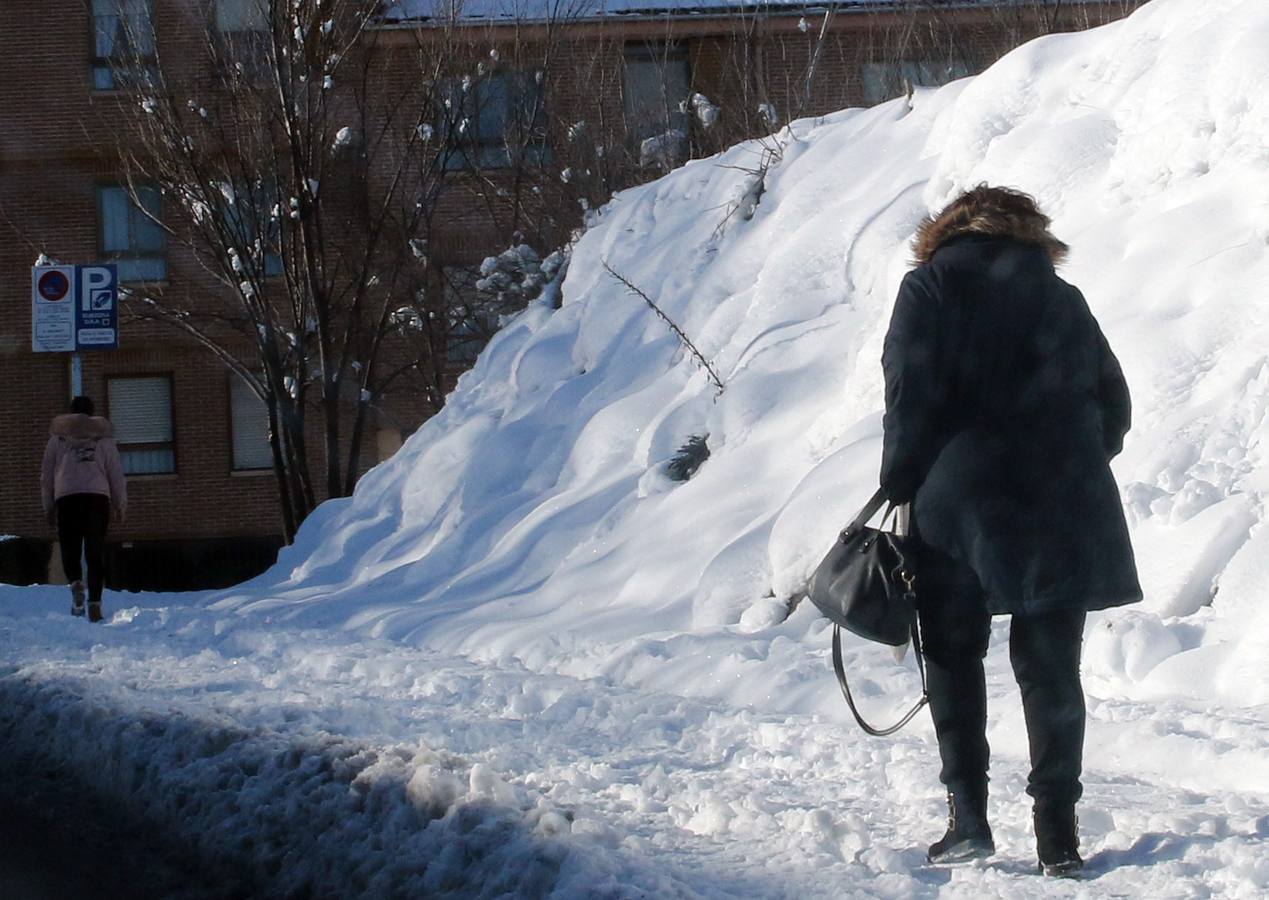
[76,264,118,349]
[31,264,119,352]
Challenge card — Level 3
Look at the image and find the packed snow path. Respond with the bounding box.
[2,588,1264,898]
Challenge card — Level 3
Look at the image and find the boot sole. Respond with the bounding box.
[928,842,995,864]
[1040,860,1084,878]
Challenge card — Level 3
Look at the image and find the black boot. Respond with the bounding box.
[1034,803,1082,877]
[927,790,994,863]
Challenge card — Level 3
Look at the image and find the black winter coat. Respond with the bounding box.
[880,234,1142,615]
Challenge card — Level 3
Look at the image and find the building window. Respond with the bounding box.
[443,72,548,170]
[108,375,176,475]
[440,267,489,365]
[216,0,268,32]
[861,59,972,105]
[98,185,167,282]
[230,373,273,471]
[623,44,691,146]
[91,0,156,90]
[376,428,404,464]
[224,183,283,277]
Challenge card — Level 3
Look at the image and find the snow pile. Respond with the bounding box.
[228,0,1269,713]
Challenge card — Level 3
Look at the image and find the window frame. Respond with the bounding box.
[441,70,550,171]
[860,58,972,106]
[622,42,692,148]
[439,265,492,366]
[223,181,284,279]
[96,183,168,284]
[211,0,271,67]
[214,0,269,34]
[105,372,178,476]
[227,370,275,473]
[89,0,158,91]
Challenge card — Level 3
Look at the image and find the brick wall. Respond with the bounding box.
[0,2,420,566]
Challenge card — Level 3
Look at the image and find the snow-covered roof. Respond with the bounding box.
[378,0,999,25]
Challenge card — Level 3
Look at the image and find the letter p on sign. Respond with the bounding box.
[80,266,115,311]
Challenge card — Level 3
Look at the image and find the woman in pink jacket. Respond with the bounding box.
[41,396,127,622]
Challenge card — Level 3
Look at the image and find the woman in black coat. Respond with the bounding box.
[880,186,1141,876]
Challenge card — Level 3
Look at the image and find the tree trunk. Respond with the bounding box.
[266,397,298,543]
[345,395,369,497]
[323,389,343,499]
[280,399,315,522]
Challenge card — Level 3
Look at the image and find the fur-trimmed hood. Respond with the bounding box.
[50,413,114,441]
[912,185,1069,267]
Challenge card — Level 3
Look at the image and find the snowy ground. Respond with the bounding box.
[2,586,1266,898]
[5,0,1269,895]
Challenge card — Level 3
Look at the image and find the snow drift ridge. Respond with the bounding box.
[217,0,1269,713]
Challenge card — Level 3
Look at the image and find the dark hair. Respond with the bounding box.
[69,396,95,416]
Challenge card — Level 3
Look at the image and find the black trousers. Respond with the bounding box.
[916,546,1086,808]
[55,493,111,604]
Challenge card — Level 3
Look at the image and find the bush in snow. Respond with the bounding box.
[687,93,719,129]
[666,435,710,482]
[477,244,564,310]
[640,129,688,170]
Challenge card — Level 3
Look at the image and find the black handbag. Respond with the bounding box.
[808,487,928,736]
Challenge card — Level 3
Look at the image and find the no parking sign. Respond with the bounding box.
[31,264,118,352]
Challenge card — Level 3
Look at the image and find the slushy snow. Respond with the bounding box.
[3,0,1269,896]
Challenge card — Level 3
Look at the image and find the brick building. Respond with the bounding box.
[0,0,1141,590]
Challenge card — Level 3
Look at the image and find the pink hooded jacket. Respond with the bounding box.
[40,414,128,518]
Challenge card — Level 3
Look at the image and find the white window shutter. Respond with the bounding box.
[230,374,273,470]
[109,376,172,443]
[108,376,175,474]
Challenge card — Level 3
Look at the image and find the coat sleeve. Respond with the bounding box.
[40,437,57,513]
[1074,287,1131,458]
[101,438,128,518]
[1095,327,1131,459]
[880,269,946,504]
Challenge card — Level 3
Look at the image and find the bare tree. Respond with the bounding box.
[103,0,594,539]
[101,0,461,538]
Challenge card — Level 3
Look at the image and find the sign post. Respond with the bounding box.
[32,264,119,399]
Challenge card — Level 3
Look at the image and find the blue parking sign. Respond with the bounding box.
[75,264,118,350]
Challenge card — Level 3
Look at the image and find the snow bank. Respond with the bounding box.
[0,595,727,899]
[221,0,1269,715]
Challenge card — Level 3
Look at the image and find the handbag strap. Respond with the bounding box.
[845,487,890,534]
[831,616,928,737]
